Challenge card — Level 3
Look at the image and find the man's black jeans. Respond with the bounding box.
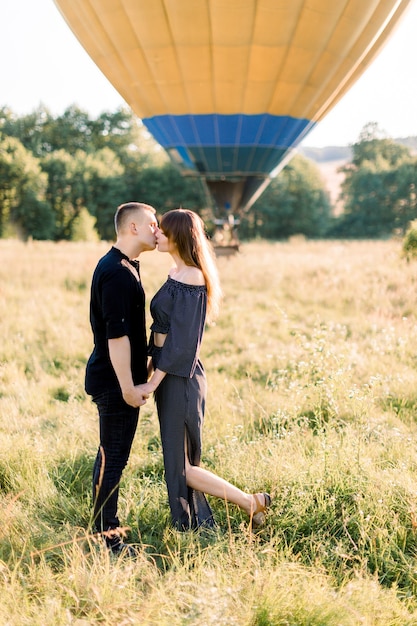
[92,389,139,533]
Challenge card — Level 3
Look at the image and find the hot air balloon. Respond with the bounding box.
[53,0,411,240]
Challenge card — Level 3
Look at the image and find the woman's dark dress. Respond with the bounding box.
[148,276,215,530]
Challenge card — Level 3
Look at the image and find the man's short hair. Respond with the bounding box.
[114,202,156,234]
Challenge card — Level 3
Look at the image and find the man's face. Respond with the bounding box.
[134,210,158,251]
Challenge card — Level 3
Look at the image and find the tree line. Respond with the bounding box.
[1,106,416,241]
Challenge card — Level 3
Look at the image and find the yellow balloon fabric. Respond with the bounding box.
[54,0,409,119]
[53,0,411,210]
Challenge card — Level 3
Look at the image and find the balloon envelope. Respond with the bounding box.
[53,0,411,213]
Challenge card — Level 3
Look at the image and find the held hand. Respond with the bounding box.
[136,382,156,396]
[122,386,149,408]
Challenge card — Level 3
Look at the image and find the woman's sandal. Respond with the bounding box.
[250,492,272,528]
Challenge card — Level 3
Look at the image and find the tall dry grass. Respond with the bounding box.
[1,238,417,625]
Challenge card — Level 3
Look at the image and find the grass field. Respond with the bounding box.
[1,238,417,625]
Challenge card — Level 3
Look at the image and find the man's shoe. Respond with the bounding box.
[103,528,140,558]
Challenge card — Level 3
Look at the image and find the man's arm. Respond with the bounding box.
[108,336,148,407]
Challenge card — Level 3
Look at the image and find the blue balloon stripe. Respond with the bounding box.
[143,113,312,148]
[165,146,290,176]
[143,113,315,176]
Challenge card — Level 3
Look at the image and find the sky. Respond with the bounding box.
[1,0,416,148]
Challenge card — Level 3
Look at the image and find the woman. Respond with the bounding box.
[138,209,271,531]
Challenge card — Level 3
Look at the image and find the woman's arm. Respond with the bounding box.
[147,356,154,378]
[138,368,166,395]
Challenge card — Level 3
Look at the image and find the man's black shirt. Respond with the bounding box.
[85,246,148,396]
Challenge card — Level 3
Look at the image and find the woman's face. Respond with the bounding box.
[156,227,176,254]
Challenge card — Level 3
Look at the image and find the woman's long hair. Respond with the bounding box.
[160,209,222,322]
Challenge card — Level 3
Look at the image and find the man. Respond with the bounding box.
[85,201,158,556]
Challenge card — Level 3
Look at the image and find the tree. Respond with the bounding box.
[351,123,411,169]
[240,154,332,239]
[89,109,164,160]
[0,136,54,239]
[335,125,417,237]
[41,147,126,240]
[41,149,78,239]
[1,105,147,159]
[0,105,56,157]
[128,162,208,216]
[71,207,99,242]
[82,148,126,239]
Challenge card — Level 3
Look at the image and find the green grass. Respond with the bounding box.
[1,238,417,624]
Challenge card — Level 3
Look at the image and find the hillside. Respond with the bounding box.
[299,145,352,163]
[300,136,417,163]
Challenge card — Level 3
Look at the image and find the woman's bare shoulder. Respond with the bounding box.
[171,266,205,286]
